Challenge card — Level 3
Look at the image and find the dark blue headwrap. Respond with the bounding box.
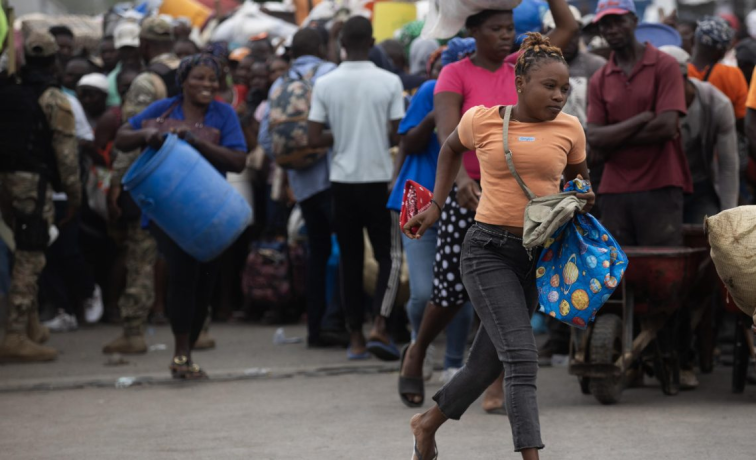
[204,41,230,62]
[442,38,477,66]
[176,53,222,87]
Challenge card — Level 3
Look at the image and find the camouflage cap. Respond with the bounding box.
[140,17,174,42]
[24,30,59,58]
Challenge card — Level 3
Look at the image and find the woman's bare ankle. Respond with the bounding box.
[411,407,447,436]
[407,342,427,362]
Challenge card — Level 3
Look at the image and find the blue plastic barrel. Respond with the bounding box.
[635,23,682,49]
[122,134,252,262]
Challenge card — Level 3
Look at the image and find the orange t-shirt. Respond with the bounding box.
[688,63,748,119]
[457,106,587,228]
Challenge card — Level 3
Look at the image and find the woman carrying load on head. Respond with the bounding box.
[404,33,595,460]
[115,54,247,379]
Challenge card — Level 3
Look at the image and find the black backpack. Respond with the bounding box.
[0,77,59,185]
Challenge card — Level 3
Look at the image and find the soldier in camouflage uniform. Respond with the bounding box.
[0,32,82,363]
[103,17,180,354]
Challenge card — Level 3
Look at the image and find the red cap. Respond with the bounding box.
[593,8,633,23]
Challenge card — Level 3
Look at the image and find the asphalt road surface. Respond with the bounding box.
[0,324,754,459]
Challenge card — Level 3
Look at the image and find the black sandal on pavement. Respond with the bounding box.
[170,356,208,380]
[399,344,425,408]
[412,437,438,460]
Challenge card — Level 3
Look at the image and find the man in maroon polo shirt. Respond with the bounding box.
[587,0,692,246]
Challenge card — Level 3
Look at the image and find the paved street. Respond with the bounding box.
[1,323,754,459]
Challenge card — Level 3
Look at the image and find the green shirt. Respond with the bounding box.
[107,62,121,107]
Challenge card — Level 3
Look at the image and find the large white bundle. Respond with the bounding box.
[210,1,298,46]
[706,206,756,323]
[422,0,522,39]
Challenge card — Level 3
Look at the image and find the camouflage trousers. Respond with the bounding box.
[0,172,54,333]
[119,220,157,333]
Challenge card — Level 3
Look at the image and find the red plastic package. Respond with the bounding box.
[400,180,434,235]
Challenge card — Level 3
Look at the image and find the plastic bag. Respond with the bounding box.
[422,0,523,39]
[399,180,433,234]
[86,165,112,221]
[536,181,627,329]
[210,1,298,47]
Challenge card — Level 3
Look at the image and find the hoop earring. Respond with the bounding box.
[517,89,522,93]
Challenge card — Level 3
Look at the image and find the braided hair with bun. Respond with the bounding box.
[515,32,567,78]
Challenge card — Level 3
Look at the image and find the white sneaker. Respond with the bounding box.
[83,284,103,324]
[43,310,78,332]
[423,344,436,381]
[439,367,461,385]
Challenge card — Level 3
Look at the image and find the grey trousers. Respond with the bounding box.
[433,222,544,452]
[599,186,684,246]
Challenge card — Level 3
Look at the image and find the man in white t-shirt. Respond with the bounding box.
[308,16,405,361]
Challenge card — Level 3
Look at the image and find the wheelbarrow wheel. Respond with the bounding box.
[589,314,624,405]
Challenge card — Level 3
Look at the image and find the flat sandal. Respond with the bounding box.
[170,356,208,380]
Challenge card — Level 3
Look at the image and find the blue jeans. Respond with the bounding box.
[402,227,474,370]
[433,222,543,452]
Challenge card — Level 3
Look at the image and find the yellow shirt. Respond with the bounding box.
[746,67,756,112]
[457,106,586,227]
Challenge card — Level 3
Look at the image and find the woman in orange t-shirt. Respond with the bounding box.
[403,33,594,460]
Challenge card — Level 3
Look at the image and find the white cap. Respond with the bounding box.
[658,45,690,76]
[114,21,140,49]
[747,11,756,39]
[77,73,110,93]
[542,5,582,31]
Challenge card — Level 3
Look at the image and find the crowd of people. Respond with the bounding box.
[2,0,756,457]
